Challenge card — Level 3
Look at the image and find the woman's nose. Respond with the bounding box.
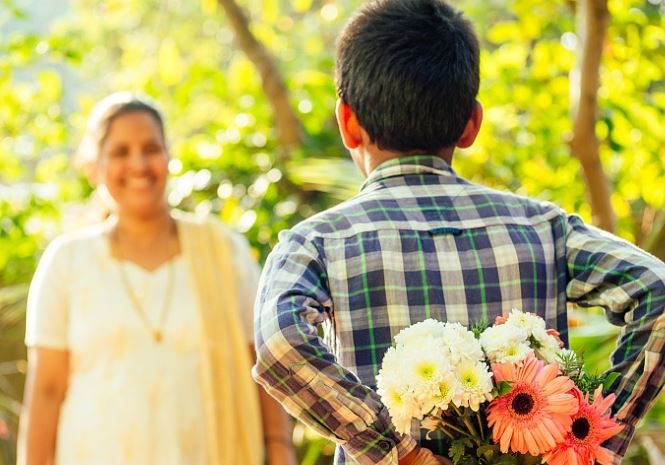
[128,151,149,170]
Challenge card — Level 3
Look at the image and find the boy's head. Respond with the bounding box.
[335,0,480,155]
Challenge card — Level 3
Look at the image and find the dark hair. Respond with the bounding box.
[335,0,480,153]
[76,92,165,167]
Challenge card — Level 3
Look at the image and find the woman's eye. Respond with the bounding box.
[109,147,129,158]
[144,143,163,154]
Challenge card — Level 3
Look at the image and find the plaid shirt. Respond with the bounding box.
[253,155,665,465]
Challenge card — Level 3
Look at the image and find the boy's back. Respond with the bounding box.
[289,155,568,386]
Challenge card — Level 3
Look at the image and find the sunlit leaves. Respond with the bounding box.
[158,39,185,86]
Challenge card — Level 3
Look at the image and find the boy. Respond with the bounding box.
[253,1,665,464]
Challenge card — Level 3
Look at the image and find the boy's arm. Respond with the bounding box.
[252,230,416,465]
[565,214,665,462]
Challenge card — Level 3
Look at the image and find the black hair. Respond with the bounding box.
[97,100,165,148]
[76,92,166,166]
[335,0,480,152]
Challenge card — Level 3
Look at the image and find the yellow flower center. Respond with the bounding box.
[437,381,451,399]
[461,370,478,388]
[389,390,403,406]
[416,363,436,380]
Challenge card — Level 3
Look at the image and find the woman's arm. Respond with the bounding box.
[17,347,69,465]
[250,345,298,465]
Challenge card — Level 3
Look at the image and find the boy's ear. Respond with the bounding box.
[335,99,362,149]
[456,101,483,149]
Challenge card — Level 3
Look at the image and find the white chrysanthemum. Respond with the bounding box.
[378,340,454,428]
[505,308,546,333]
[480,322,528,351]
[440,322,485,364]
[394,318,447,348]
[491,341,533,364]
[377,348,420,434]
[380,385,417,434]
[400,341,453,416]
[452,361,494,411]
[432,371,458,411]
[531,326,563,363]
[480,323,532,363]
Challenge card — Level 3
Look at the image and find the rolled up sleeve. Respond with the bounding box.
[252,230,415,465]
[566,215,665,461]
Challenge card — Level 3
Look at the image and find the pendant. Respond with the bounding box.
[153,331,162,343]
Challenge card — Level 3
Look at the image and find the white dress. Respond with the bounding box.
[25,222,258,465]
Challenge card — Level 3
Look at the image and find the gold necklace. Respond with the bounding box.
[112,226,176,343]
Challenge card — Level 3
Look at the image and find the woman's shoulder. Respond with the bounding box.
[173,210,236,238]
[44,222,109,259]
[173,210,251,256]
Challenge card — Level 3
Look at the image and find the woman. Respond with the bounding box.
[17,92,297,465]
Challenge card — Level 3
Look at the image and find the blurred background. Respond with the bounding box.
[1,0,664,463]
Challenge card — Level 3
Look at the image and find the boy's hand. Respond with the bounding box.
[399,446,453,465]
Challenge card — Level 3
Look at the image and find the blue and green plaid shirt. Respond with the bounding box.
[253,155,665,465]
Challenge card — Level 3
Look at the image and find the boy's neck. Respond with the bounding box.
[355,146,454,177]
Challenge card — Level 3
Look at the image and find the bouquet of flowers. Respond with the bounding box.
[376,309,624,465]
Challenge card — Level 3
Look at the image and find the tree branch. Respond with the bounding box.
[216,0,303,150]
[643,211,665,262]
[569,0,616,232]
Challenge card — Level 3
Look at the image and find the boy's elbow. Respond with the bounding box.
[251,332,278,386]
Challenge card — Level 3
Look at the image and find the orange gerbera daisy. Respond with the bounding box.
[542,387,624,465]
[487,353,579,456]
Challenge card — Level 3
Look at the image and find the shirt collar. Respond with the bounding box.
[360,155,456,191]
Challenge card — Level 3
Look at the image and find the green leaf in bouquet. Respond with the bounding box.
[470,319,490,339]
[459,457,479,465]
[602,372,621,392]
[490,453,519,465]
[496,381,513,396]
[578,372,609,398]
[476,444,499,460]
[527,335,542,349]
[521,453,542,465]
[557,350,584,380]
[449,438,473,464]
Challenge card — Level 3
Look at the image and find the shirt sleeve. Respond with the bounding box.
[25,237,70,350]
[252,230,416,465]
[228,231,261,343]
[565,214,665,462]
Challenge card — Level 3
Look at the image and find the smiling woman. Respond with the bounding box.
[16,93,297,465]
[76,94,171,226]
[97,111,170,220]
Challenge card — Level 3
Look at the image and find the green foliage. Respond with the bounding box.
[495,381,513,397]
[556,348,615,397]
[470,319,490,339]
[450,437,474,464]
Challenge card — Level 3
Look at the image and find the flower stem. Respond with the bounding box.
[437,424,456,441]
[451,405,480,440]
[438,418,474,439]
[475,411,485,441]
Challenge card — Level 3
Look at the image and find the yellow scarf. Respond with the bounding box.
[176,212,264,465]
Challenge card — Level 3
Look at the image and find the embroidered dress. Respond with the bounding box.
[253,155,665,465]
[25,219,258,465]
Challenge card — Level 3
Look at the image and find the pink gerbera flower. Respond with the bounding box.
[494,313,509,325]
[487,353,579,456]
[542,387,624,465]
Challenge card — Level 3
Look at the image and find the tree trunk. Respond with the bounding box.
[216,0,303,151]
[569,0,616,232]
[644,212,665,262]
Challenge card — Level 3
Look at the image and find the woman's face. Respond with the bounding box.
[97,111,169,217]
